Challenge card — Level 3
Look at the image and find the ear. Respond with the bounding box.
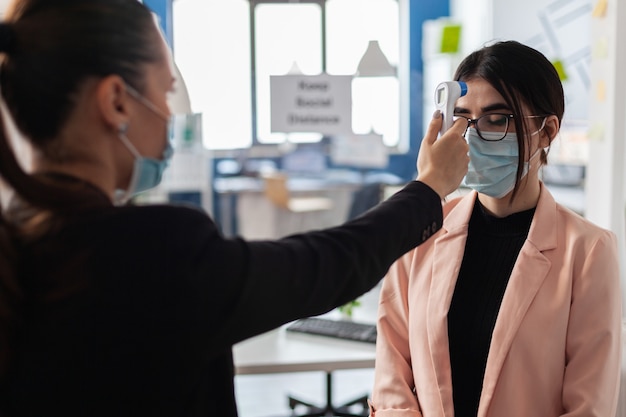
[95,75,131,132]
[540,115,560,148]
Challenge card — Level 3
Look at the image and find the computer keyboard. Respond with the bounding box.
[286,317,377,344]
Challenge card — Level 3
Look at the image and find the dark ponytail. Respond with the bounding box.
[0,199,19,381]
[0,23,16,54]
[0,0,163,381]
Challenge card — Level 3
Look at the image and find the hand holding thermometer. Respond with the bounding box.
[434,81,468,135]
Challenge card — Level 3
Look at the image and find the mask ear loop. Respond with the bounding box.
[117,123,141,159]
[114,122,140,206]
[530,117,547,136]
[526,116,550,168]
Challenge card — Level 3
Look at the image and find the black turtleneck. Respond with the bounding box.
[447,198,535,417]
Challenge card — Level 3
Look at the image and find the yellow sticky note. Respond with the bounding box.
[587,122,605,142]
[440,24,462,54]
[593,37,609,59]
[552,60,568,81]
[596,80,606,102]
[592,0,608,18]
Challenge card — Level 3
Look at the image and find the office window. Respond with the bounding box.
[255,3,323,144]
[173,0,403,150]
[327,0,400,147]
[173,0,252,150]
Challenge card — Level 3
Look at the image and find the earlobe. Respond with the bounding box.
[95,75,130,131]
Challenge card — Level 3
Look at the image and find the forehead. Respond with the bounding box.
[455,78,508,113]
[157,36,175,81]
[143,32,175,89]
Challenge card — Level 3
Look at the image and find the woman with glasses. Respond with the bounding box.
[370,41,621,417]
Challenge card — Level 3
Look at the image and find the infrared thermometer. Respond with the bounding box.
[434,81,467,135]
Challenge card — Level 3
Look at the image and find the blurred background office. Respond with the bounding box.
[152,0,624,297]
[1,0,624,416]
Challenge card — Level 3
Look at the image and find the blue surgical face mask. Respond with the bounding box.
[119,130,173,195]
[462,127,542,199]
[117,86,174,202]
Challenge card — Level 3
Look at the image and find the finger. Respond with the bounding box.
[447,116,468,137]
[422,110,443,146]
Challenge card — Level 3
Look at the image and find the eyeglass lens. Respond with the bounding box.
[475,114,511,141]
[453,113,515,141]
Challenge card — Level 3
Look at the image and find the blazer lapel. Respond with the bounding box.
[427,192,476,416]
[478,184,558,416]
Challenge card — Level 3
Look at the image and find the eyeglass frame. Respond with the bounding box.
[454,113,547,141]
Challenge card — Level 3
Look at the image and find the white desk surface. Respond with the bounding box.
[213,173,364,195]
[233,323,376,375]
[234,286,380,376]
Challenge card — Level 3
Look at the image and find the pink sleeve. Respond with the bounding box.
[370,252,423,417]
[561,230,622,417]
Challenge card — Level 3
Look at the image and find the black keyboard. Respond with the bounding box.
[286,317,377,344]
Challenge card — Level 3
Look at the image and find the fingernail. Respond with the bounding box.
[432,110,441,119]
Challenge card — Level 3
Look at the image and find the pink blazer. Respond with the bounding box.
[370,185,622,417]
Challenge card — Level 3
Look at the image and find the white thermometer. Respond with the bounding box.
[434,81,467,135]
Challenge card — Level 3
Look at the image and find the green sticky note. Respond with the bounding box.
[587,122,605,142]
[440,24,461,54]
[552,60,568,81]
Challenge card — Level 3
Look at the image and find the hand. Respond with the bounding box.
[416,111,469,199]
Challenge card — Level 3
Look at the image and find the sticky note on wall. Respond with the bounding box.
[440,24,461,54]
[587,122,605,142]
[596,80,607,102]
[593,37,609,59]
[552,60,568,81]
[592,0,608,18]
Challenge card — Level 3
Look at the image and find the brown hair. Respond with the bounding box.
[454,40,565,201]
[0,0,163,381]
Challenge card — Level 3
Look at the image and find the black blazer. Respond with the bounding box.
[3,181,442,417]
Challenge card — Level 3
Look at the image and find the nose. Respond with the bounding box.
[465,118,480,129]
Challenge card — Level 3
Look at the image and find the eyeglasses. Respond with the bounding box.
[454,113,547,142]
[453,113,514,141]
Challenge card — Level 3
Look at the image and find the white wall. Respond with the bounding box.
[0,0,9,16]
[452,0,592,121]
[586,0,626,304]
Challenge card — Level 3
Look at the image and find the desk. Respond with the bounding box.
[234,324,376,376]
[234,285,379,376]
[234,286,380,416]
[213,176,261,237]
[234,324,375,416]
[214,174,363,239]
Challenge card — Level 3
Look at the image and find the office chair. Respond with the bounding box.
[287,371,369,417]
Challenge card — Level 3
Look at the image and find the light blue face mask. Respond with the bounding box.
[462,127,542,199]
[117,86,174,201]
[119,127,173,195]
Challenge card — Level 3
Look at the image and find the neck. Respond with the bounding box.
[32,157,116,202]
[478,173,542,218]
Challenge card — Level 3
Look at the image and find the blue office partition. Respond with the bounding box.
[143,0,174,49]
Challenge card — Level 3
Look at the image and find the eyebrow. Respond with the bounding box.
[454,102,512,114]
